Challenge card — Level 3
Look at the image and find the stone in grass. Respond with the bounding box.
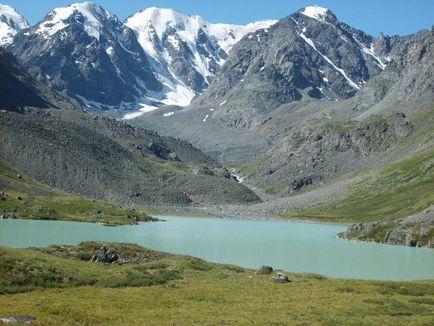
[273,272,290,283]
[91,246,119,263]
[257,265,274,274]
[0,315,36,324]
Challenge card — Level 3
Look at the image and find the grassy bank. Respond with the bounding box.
[0,159,159,226]
[0,242,434,325]
[279,148,434,223]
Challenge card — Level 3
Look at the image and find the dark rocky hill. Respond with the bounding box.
[0,48,76,112]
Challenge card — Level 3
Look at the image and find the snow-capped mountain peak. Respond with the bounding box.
[127,7,276,59]
[0,3,28,46]
[36,2,116,40]
[7,3,277,117]
[300,5,331,22]
[11,1,162,110]
[126,7,205,62]
[125,7,277,114]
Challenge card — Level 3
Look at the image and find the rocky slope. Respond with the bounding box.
[351,28,434,117]
[0,158,158,225]
[0,49,259,206]
[254,112,414,192]
[256,27,434,192]
[0,3,28,46]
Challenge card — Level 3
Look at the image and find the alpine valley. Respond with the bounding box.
[1,0,433,244]
[0,2,433,324]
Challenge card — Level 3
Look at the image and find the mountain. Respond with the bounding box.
[7,2,275,116]
[130,6,434,198]
[0,47,49,111]
[0,49,260,206]
[0,3,28,46]
[193,5,390,127]
[9,2,162,110]
[124,7,276,117]
[130,5,397,159]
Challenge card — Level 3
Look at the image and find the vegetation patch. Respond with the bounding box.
[0,244,434,325]
[279,148,434,223]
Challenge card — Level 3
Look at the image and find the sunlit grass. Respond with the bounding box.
[0,243,433,325]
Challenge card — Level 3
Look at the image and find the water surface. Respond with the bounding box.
[1,216,433,280]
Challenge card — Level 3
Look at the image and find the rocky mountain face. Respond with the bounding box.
[235,27,434,192]
[0,3,28,46]
[255,112,414,191]
[351,27,434,117]
[124,7,276,114]
[229,28,434,192]
[9,2,161,109]
[0,47,76,112]
[193,5,390,129]
[0,48,260,206]
[0,47,49,111]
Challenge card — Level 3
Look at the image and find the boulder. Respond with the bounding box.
[288,175,322,194]
[273,272,290,282]
[91,246,119,263]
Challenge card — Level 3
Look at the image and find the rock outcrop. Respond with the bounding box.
[341,205,434,248]
[91,246,119,263]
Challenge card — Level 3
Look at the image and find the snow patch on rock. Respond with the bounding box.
[0,3,28,45]
[300,5,330,22]
[36,2,115,40]
[298,31,360,90]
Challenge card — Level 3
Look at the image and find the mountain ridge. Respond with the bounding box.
[4,2,276,116]
[193,5,391,120]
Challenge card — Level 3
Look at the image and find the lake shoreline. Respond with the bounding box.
[1,217,433,281]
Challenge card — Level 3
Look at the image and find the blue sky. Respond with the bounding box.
[3,0,433,36]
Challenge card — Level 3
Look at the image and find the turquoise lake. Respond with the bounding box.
[1,216,433,281]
